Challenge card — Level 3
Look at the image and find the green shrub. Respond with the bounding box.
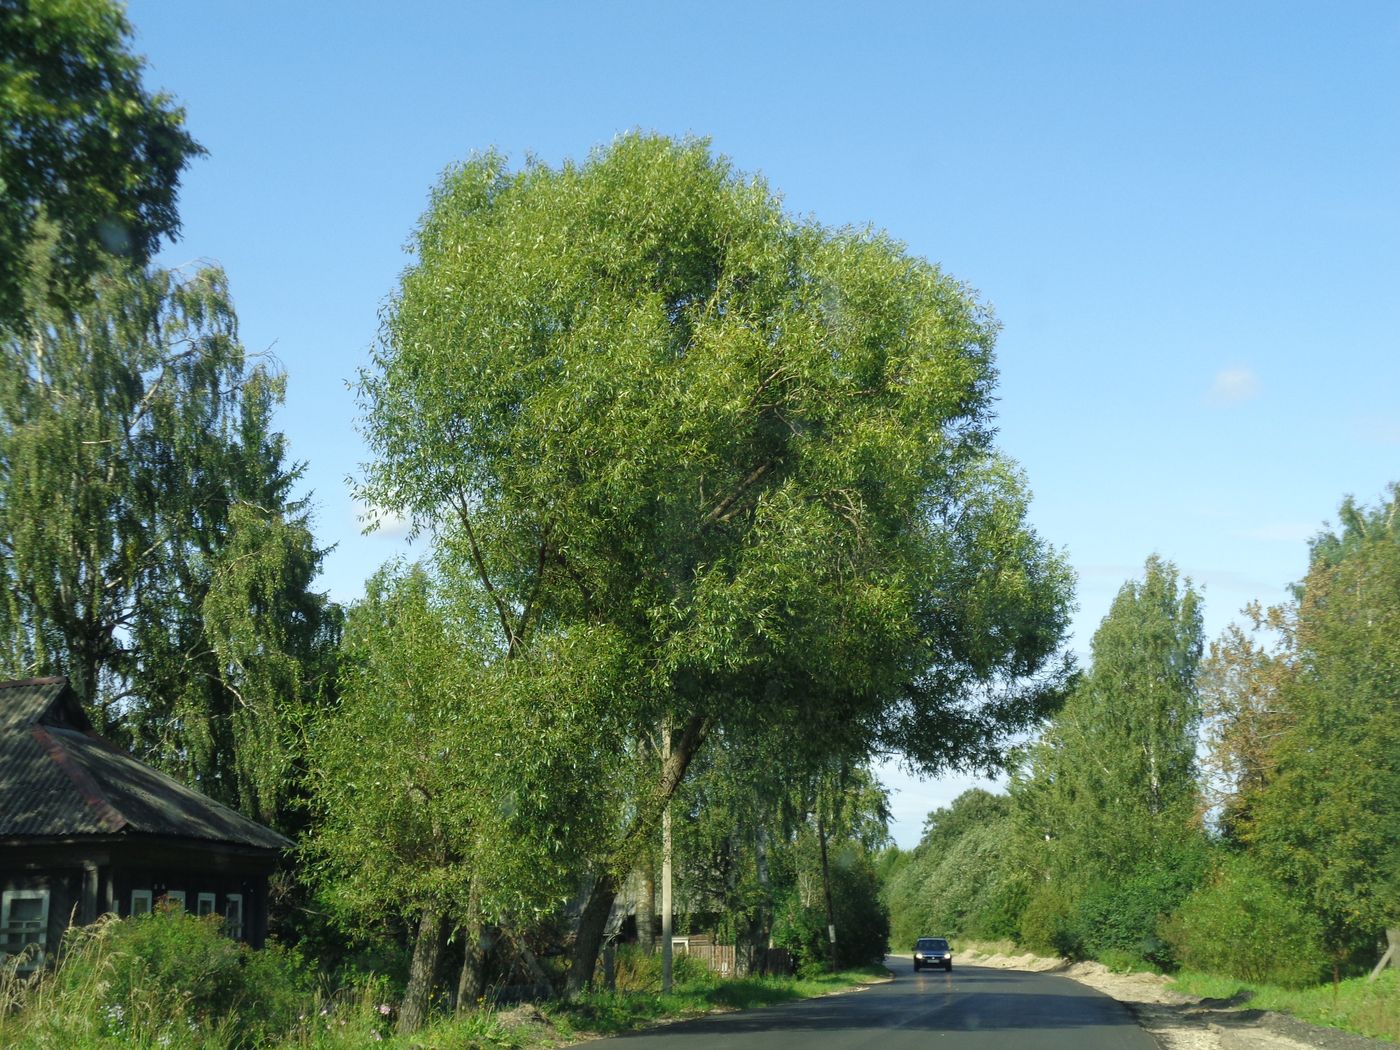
[1018,883,1081,957]
[1164,854,1327,988]
[1075,865,1196,968]
[610,944,711,991]
[772,848,889,973]
[3,907,312,1048]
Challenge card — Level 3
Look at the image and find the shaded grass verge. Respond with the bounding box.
[543,965,892,1041]
[1169,968,1400,1044]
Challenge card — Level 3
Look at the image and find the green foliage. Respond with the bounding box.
[1017,883,1081,957]
[0,909,310,1048]
[884,789,1025,946]
[1163,854,1326,988]
[0,261,336,826]
[360,133,1071,993]
[1244,486,1400,962]
[305,561,628,929]
[609,945,710,992]
[1010,557,1206,964]
[1071,853,1205,966]
[772,839,889,971]
[359,132,1073,781]
[0,0,203,327]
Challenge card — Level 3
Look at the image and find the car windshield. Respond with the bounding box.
[916,939,948,950]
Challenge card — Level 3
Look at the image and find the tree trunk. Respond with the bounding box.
[566,713,709,996]
[455,922,486,1013]
[567,871,618,995]
[661,764,673,993]
[506,928,551,992]
[399,906,449,1034]
[736,823,769,978]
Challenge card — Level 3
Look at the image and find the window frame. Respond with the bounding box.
[224,893,244,940]
[163,890,186,911]
[196,893,216,918]
[130,889,153,916]
[1,888,51,970]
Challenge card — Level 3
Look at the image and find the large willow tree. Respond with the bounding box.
[0,259,336,825]
[359,134,1074,990]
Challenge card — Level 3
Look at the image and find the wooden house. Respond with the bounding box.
[0,677,290,968]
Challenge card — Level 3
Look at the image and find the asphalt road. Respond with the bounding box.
[581,955,1159,1049]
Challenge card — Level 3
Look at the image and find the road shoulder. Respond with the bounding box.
[957,948,1394,1050]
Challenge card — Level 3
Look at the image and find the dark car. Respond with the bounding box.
[913,936,952,971]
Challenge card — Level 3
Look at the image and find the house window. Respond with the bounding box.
[224,894,243,940]
[1,888,50,969]
[130,889,153,916]
[196,893,216,917]
[163,890,186,911]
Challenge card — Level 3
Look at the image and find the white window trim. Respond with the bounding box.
[130,889,153,916]
[2,888,50,970]
[163,890,186,911]
[224,893,244,940]
[196,893,216,917]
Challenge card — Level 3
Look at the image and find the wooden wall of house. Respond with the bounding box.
[108,865,268,947]
[2,841,278,956]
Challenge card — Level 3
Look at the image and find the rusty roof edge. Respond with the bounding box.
[76,730,293,850]
[30,725,129,834]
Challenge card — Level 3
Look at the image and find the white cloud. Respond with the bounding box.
[357,502,412,539]
[1206,366,1260,405]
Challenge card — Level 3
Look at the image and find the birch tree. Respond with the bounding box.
[0,259,335,824]
[1014,556,1206,958]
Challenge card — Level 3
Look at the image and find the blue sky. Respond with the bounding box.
[125,0,1399,847]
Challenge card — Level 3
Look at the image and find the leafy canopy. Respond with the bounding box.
[1246,487,1400,952]
[305,563,631,927]
[359,134,1073,775]
[0,0,203,325]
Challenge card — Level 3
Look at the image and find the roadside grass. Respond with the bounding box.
[545,965,891,1038]
[1169,968,1400,1044]
[1,942,888,1050]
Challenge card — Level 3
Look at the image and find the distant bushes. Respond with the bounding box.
[883,790,1025,947]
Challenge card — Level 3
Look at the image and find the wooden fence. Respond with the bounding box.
[672,936,791,977]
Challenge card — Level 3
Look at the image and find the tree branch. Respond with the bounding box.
[699,461,773,533]
[451,491,518,651]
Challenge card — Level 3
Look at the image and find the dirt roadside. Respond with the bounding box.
[957,948,1393,1050]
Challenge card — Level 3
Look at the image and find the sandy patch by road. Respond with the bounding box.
[957,948,1389,1050]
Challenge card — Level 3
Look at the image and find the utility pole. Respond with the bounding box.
[817,799,837,974]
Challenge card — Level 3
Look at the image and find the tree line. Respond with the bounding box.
[884,522,1400,988]
[2,2,1075,1031]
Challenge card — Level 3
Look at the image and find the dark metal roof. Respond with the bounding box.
[0,678,290,852]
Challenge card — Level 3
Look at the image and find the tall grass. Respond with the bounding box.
[1,915,887,1049]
